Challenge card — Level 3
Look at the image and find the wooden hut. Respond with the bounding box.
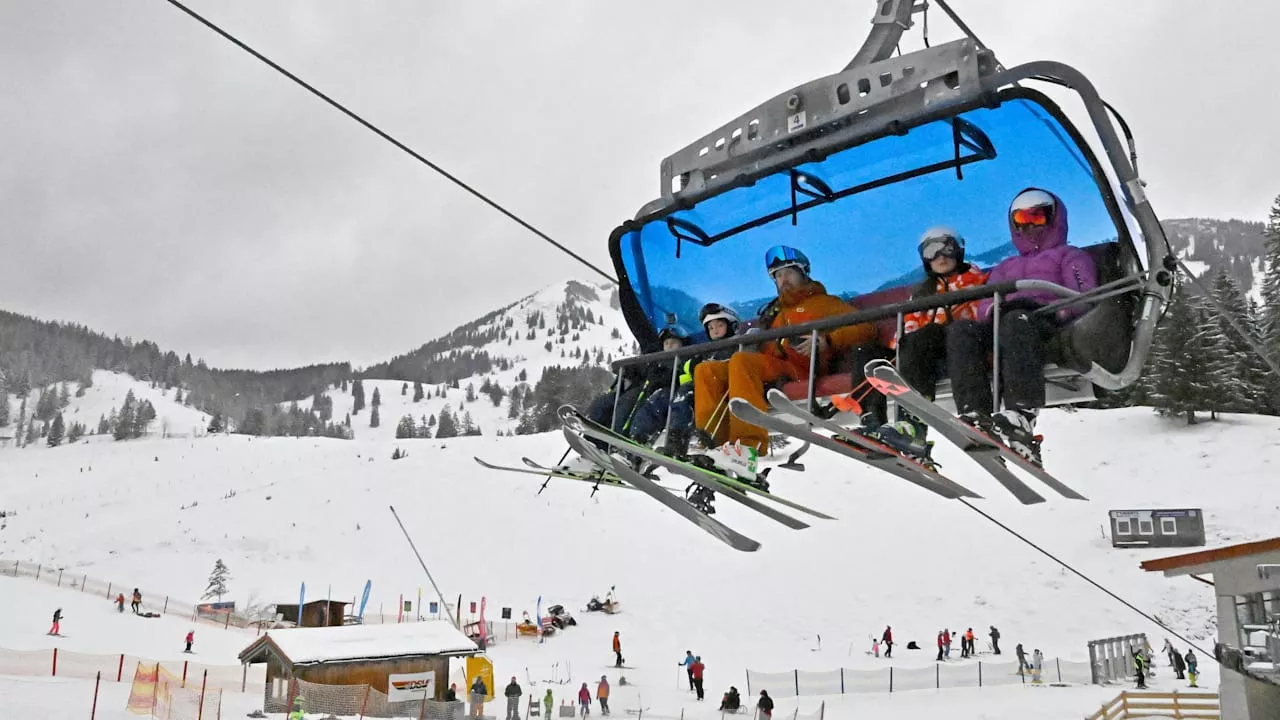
[239,621,480,715]
[273,599,349,628]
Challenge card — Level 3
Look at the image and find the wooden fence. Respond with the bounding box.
[1085,690,1219,719]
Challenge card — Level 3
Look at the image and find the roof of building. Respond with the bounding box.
[1139,536,1280,575]
[239,620,479,665]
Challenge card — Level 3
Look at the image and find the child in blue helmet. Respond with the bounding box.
[627,303,743,457]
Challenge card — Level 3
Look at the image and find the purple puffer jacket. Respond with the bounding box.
[976,189,1098,321]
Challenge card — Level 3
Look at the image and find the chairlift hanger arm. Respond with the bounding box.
[845,0,917,69]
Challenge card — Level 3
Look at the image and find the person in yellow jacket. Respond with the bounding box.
[694,245,878,454]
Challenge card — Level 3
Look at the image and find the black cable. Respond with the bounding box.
[162,0,618,285]
[959,499,1216,660]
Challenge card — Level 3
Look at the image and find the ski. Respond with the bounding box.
[561,409,809,530]
[561,428,762,552]
[559,405,835,522]
[866,359,1086,502]
[735,392,979,501]
[472,456,647,491]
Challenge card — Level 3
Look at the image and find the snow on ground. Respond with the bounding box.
[0,404,1262,717]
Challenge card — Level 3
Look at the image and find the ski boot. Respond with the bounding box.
[990,409,1043,466]
[870,418,938,469]
[958,410,995,433]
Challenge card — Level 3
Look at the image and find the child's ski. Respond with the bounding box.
[561,428,762,552]
[559,405,835,521]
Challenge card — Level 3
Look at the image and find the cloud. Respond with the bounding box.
[2,0,1275,369]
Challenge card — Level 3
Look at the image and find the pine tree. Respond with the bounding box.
[352,379,366,415]
[134,400,156,437]
[370,404,381,428]
[58,382,70,408]
[97,414,109,435]
[435,405,459,438]
[114,392,137,441]
[461,411,481,436]
[202,559,231,601]
[413,381,424,402]
[1207,270,1269,413]
[47,412,65,447]
[0,378,9,427]
[372,387,382,408]
[1142,283,1216,424]
[67,422,85,444]
[208,413,224,434]
[395,414,416,439]
[417,415,432,439]
[1259,193,1280,410]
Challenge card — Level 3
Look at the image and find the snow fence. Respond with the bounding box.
[745,658,1093,697]
[0,645,264,693]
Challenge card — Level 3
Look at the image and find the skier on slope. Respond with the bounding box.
[1185,650,1198,687]
[612,631,623,668]
[989,626,1001,655]
[628,303,743,459]
[577,683,591,717]
[504,676,522,720]
[184,630,194,653]
[881,626,894,658]
[693,245,881,456]
[689,656,705,701]
[596,675,610,715]
[947,188,1098,463]
[48,608,63,636]
[678,650,696,691]
[853,226,989,458]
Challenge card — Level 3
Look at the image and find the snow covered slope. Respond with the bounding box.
[2,370,209,447]
[3,404,1274,717]
[299,278,634,440]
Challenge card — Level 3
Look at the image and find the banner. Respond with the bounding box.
[358,580,372,620]
[387,671,437,702]
[196,601,235,620]
[465,656,495,702]
[298,582,306,623]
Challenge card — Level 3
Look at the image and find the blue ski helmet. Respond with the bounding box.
[656,325,691,345]
[764,245,811,278]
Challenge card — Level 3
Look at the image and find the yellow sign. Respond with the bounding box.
[465,655,495,701]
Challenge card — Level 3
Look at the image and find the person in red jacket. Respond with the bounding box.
[184,630,195,654]
[872,227,989,457]
[612,632,623,668]
[689,656,705,701]
[881,626,893,658]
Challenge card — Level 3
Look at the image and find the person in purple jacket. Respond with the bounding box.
[946,188,1098,462]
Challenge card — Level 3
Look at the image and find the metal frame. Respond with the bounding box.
[610,2,1173,399]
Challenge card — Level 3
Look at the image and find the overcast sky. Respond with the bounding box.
[3,1,1278,370]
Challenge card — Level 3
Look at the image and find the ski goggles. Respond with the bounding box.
[920,235,961,262]
[765,245,809,276]
[1011,205,1053,228]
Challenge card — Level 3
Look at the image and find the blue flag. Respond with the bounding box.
[358,580,372,620]
[536,595,543,643]
[299,582,306,621]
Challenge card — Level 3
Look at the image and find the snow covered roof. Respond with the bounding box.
[239,621,480,665]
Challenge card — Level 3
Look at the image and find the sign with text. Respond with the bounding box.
[387,671,437,702]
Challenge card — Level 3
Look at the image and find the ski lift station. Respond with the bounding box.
[1142,538,1280,720]
[1108,508,1206,548]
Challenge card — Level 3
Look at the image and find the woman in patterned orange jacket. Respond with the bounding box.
[876,226,989,456]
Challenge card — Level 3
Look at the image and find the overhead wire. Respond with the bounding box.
[162,0,618,285]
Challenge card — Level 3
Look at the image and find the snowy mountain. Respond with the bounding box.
[1162,217,1270,301]
[4,403,1274,718]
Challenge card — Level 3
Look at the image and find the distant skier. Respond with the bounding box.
[936,631,946,661]
[756,690,774,719]
[881,626,893,658]
[1185,650,1198,687]
[504,677,522,720]
[612,632,623,668]
[184,630,194,653]
[470,676,487,718]
[679,650,695,690]
[131,588,142,615]
[577,683,591,717]
[288,696,305,720]
[596,675,610,716]
[689,656,705,701]
[115,593,126,613]
[48,608,63,636]
[943,628,952,658]
[989,626,1001,655]
[1133,649,1148,689]
[1031,649,1044,683]
[445,684,458,702]
[543,689,554,718]
[1171,647,1186,680]
[963,628,975,658]
[1015,643,1028,674]
[871,638,880,657]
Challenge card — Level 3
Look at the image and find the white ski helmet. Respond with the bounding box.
[698,303,741,336]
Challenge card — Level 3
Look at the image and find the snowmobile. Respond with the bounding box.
[546,604,577,629]
[549,0,1174,550]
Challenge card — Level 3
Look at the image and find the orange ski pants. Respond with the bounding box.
[694,351,793,454]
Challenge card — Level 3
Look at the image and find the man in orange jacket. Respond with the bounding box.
[694,245,877,454]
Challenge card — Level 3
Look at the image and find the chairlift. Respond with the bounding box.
[607,0,1174,411]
